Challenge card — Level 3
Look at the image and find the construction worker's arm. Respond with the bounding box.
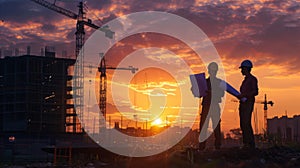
[249,77,258,97]
[219,80,242,98]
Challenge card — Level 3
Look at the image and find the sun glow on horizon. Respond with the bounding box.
[151,118,163,127]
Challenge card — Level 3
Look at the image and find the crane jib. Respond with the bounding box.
[30,0,114,39]
[30,0,78,20]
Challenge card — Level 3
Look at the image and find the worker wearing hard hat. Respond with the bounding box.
[237,60,259,150]
[198,62,225,150]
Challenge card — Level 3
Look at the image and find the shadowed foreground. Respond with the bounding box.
[2,146,300,168]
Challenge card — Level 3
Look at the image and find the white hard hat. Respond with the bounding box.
[239,60,253,68]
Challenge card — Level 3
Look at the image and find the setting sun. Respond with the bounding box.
[152,118,163,127]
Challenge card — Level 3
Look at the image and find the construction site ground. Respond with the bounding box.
[3,145,300,168]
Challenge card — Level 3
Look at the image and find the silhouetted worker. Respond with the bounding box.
[237,60,258,149]
[198,62,224,150]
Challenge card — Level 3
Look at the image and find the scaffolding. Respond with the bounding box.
[0,55,75,134]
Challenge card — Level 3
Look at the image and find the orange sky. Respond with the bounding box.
[1,0,299,134]
[86,31,300,134]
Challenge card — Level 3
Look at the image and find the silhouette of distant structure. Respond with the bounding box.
[0,54,77,134]
[0,53,94,162]
[267,115,300,142]
[0,52,203,163]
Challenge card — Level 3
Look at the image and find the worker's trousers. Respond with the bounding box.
[199,103,221,149]
[239,101,255,148]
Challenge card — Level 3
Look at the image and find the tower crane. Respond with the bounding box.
[30,0,114,133]
[259,94,274,131]
[98,57,138,123]
[85,59,137,131]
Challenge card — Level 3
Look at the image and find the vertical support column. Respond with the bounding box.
[263,94,268,132]
[98,55,106,132]
[73,2,85,133]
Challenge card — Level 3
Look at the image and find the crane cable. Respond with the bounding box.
[83,2,104,25]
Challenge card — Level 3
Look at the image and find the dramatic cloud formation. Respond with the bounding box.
[0,0,299,132]
[1,0,299,69]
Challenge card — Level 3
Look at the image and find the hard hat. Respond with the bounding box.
[208,62,218,71]
[239,60,253,68]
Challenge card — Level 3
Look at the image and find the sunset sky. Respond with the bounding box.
[0,0,299,134]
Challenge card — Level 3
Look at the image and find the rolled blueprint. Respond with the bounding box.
[219,81,247,102]
[219,81,239,97]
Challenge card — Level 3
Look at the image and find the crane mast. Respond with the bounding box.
[30,0,114,133]
[99,58,107,125]
[261,94,274,132]
[74,2,85,133]
[75,2,85,58]
[98,57,138,130]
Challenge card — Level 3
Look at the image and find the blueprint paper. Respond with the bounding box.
[219,80,240,97]
[190,73,208,98]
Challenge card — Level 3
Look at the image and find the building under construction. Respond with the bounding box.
[268,115,300,143]
[0,52,91,162]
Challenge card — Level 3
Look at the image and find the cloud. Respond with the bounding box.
[1,0,299,73]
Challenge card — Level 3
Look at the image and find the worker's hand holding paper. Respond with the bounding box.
[219,81,247,102]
